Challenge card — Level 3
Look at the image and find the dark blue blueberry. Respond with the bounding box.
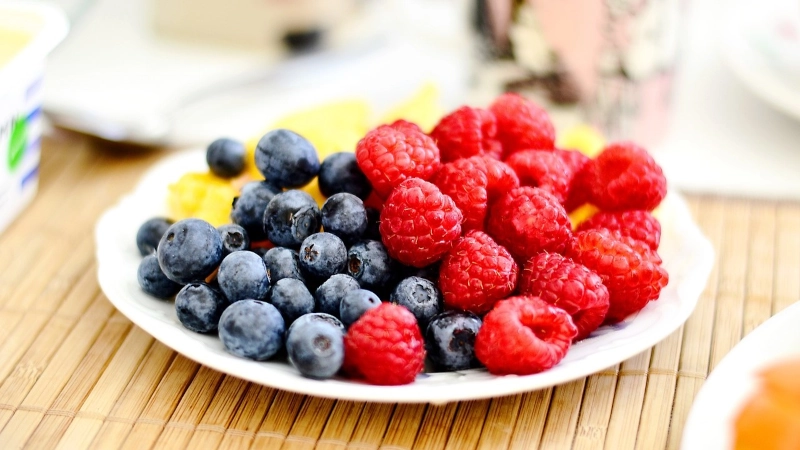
[390,276,442,328]
[425,311,482,372]
[217,224,250,256]
[217,251,270,302]
[286,316,344,379]
[314,273,360,317]
[262,247,305,283]
[219,299,285,360]
[299,232,347,279]
[339,289,381,327]
[206,137,246,178]
[175,282,229,333]
[254,129,319,189]
[231,181,279,242]
[288,312,346,335]
[264,190,320,248]
[157,218,224,284]
[321,193,368,245]
[346,240,394,291]
[136,217,173,256]
[269,278,315,325]
[318,152,371,200]
[364,207,382,241]
[137,254,181,299]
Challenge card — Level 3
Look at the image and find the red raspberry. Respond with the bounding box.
[431,159,489,231]
[557,149,592,212]
[379,178,463,268]
[355,122,441,199]
[567,228,669,324]
[343,303,426,385]
[487,187,573,262]
[429,106,501,162]
[439,230,518,314]
[506,150,571,203]
[475,296,577,375]
[586,142,667,211]
[389,119,424,135]
[576,210,661,250]
[556,148,591,175]
[518,253,610,341]
[489,92,555,157]
[469,155,520,202]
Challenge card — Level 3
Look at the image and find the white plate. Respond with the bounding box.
[681,301,800,449]
[722,0,800,121]
[95,149,714,404]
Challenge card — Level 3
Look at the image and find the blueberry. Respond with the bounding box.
[231,181,279,242]
[219,299,285,360]
[318,152,371,199]
[262,247,305,283]
[269,278,315,325]
[157,218,224,284]
[217,224,250,256]
[286,316,344,379]
[175,283,229,333]
[425,311,482,372]
[255,129,319,189]
[346,240,394,291]
[136,217,173,256]
[321,193,368,245]
[137,254,181,299]
[299,232,347,279]
[264,190,320,247]
[364,207,382,241]
[288,312,346,335]
[217,251,270,302]
[390,276,442,328]
[339,289,381,327]
[314,273,360,317]
[206,137,246,178]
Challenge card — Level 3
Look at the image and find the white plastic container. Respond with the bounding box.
[0,2,67,233]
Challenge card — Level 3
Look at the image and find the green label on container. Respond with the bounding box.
[8,115,26,171]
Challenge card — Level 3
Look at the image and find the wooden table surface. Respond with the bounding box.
[1,132,797,450]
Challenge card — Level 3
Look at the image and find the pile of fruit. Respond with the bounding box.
[135,92,669,386]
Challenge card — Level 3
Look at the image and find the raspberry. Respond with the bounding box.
[429,106,500,162]
[489,92,555,157]
[576,210,661,250]
[567,229,669,324]
[343,303,426,385]
[474,296,577,375]
[355,122,441,199]
[439,231,518,314]
[487,187,573,262]
[556,148,591,175]
[518,253,610,341]
[557,149,591,212]
[432,158,489,231]
[379,178,463,268]
[506,150,571,203]
[470,156,520,202]
[587,142,667,211]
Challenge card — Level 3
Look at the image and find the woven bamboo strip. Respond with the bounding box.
[409,403,458,450]
[475,394,522,450]
[506,388,551,449]
[0,234,70,311]
[249,390,306,449]
[314,401,365,450]
[442,399,489,450]
[0,235,47,307]
[572,370,619,449]
[379,403,426,450]
[666,196,724,450]
[345,402,394,449]
[24,235,95,314]
[0,295,113,434]
[54,327,154,450]
[742,203,776,335]
[117,354,200,450]
[215,385,276,450]
[603,350,650,450]
[23,313,133,449]
[539,379,586,449]
[280,396,336,450]
[184,376,250,450]
[708,199,750,372]
[772,204,800,313]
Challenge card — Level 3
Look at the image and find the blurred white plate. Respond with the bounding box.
[681,301,800,449]
[95,150,714,403]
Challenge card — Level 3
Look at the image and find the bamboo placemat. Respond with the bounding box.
[1,133,798,450]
